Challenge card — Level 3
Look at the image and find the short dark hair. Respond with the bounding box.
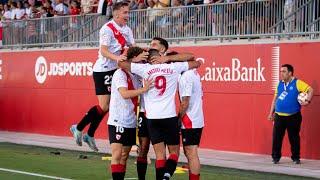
[282,64,294,74]
[127,47,144,61]
[148,49,160,61]
[112,2,129,12]
[152,37,169,52]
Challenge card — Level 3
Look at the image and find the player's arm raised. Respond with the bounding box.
[150,52,194,64]
[118,79,152,99]
[101,45,127,62]
[187,60,202,70]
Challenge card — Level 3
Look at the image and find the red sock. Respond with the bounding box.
[155,159,166,180]
[111,164,125,180]
[189,172,200,180]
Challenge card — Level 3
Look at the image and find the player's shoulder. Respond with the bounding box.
[180,69,195,81]
[113,69,126,78]
[132,62,150,68]
[100,22,113,33]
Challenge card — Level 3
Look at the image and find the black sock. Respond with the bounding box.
[87,106,106,137]
[137,157,148,180]
[111,164,125,180]
[76,105,105,133]
[155,160,166,180]
[163,154,178,179]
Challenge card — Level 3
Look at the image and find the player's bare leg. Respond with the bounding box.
[137,137,150,180]
[111,143,127,180]
[153,142,167,180]
[184,145,200,180]
[120,146,132,170]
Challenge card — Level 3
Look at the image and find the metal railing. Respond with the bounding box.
[1,0,320,49]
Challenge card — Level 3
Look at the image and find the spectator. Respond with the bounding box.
[153,0,169,8]
[0,3,3,15]
[129,0,140,10]
[193,0,202,5]
[54,0,68,15]
[69,0,80,15]
[171,0,183,36]
[11,1,26,20]
[40,6,48,17]
[284,0,294,33]
[28,0,35,6]
[44,1,54,17]
[81,0,94,14]
[2,4,11,20]
[97,0,112,19]
[24,2,32,18]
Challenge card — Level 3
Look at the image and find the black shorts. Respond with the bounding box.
[147,116,180,145]
[93,69,116,95]
[138,112,149,138]
[181,128,203,146]
[108,125,136,146]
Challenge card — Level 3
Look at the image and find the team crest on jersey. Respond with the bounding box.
[289,86,293,90]
[116,134,121,140]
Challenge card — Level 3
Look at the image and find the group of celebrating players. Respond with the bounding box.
[70,2,204,180]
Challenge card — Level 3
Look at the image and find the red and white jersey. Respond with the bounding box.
[93,20,135,72]
[131,62,189,119]
[178,69,204,129]
[108,69,141,128]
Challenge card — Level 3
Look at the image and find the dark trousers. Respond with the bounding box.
[272,112,302,161]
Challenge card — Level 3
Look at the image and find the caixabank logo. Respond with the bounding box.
[35,56,93,84]
[199,46,280,90]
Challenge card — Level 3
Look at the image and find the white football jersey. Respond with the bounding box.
[179,69,204,129]
[108,69,141,128]
[131,62,189,119]
[93,20,135,72]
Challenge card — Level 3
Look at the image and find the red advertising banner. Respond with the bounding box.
[0,42,319,159]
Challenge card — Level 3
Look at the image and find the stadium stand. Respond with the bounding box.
[0,0,319,48]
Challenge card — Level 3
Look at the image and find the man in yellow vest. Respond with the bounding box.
[268,64,313,164]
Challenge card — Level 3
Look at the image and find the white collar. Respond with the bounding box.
[111,19,125,30]
[282,77,295,86]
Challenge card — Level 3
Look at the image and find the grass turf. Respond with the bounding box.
[0,143,315,180]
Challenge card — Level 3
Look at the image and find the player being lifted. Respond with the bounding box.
[119,49,201,180]
[107,47,151,180]
[70,2,147,151]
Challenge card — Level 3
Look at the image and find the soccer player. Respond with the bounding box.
[70,2,138,152]
[108,46,152,180]
[178,69,204,180]
[119,49,201,180]
[268,64,313,164]
[136,37,194,180]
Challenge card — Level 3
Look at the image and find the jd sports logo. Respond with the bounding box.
[35,56,47,84]
[34,56,93,84]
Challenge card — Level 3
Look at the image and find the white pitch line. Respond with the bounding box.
[0,167,73,180]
